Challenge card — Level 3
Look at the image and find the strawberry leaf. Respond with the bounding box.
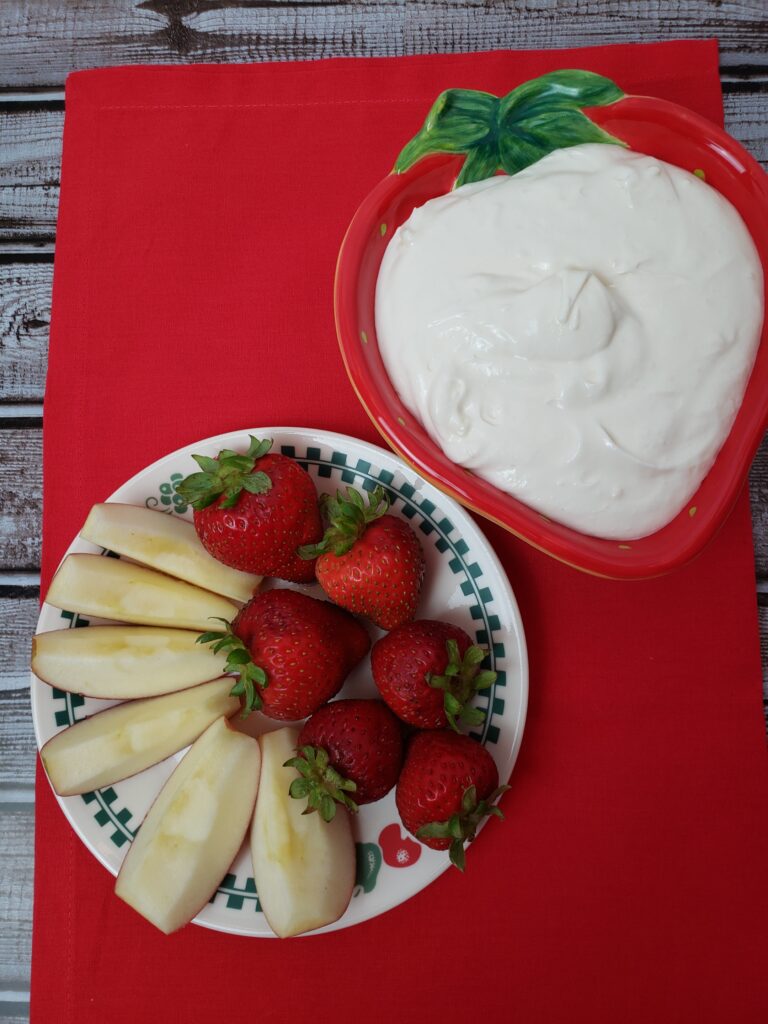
[427,641,496,733]
[196,619,268,717]
[288,777,311,799]
[416,782,509,870]
[416,821,453,840]
[461,785,478,815]
[299,484,391,559]
[241,472,272,494]
[284,744,359,821]
[191,455,220,474]
[174,435,273,511]
[449,839,467,872]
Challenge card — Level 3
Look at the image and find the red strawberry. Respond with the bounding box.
[395,731,508,870]
[198,589,369,720]
[371,619,496,731]
[301,486,425,630]
[272,510,324,584]
[175,436,322,582]
[285,699,404,820]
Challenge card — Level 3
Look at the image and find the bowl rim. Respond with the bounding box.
[334,93,768,580]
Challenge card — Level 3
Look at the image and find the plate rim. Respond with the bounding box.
[30,425,529,936]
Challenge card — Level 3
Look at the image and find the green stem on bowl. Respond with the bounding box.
[394,70,626,187]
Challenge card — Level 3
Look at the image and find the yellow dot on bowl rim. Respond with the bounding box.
[689,506,697,517]
[396,416,405,427]
[360,331,368,344]
[693,168,706,180]
[380,223,388,237]
[618,544,632,550]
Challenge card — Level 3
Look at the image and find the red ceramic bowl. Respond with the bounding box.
[335,95,768,579]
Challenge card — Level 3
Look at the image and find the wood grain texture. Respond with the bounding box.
[0,0,767,88]
[0,429,41,571]
[0,109,63,242]
[760,604,768,700]
[0,262,52,401]
[749,435,768,580]
[0,591,38,790]
[0,686,37,790]
[0,804,33,990]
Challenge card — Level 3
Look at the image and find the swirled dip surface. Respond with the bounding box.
[375,144,764,539]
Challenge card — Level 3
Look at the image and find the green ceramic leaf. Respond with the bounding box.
[455,140,501,188]
[498,109,622,175]
[394,70,625,187]
[355,842,382,894]
[500,69,624,120]
[394,88,498,173]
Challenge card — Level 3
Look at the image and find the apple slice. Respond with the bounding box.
[40,677,240,796]
[45,554,238,630]
[31,625,228,699]
[81,503,262,603]
[115,716,260,934]
[250,727,355,938]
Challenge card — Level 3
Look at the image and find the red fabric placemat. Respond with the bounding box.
[33,40,768,1023]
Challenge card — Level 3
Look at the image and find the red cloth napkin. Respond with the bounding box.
[33,40,768,1023]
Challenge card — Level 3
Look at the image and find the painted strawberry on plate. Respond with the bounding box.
[378,824,422,868]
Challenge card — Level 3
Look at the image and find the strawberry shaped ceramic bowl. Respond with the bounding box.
[335,71,768,579]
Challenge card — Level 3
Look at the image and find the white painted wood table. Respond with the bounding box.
[0,3,766,1020]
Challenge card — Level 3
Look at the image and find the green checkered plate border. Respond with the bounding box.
[31,427,528,937]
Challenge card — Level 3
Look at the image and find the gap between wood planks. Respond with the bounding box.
[0,73,766,105]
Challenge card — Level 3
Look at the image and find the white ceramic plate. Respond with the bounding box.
[31,427,528,937]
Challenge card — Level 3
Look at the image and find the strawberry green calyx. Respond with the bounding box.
[298,485,390,559]
[197,618,267,716]
[284,745,359,822]
[416,783,510,871]
[174,435,273,511]
[428,639,496,733]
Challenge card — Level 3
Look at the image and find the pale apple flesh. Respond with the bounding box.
[115,716,260,934]
[250,727,356,938]
[80,503,262,603]
[31,625,228,699]
[40,677,241,796]
[44,554,238,631]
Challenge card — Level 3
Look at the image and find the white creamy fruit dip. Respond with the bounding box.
[375,144,764,539]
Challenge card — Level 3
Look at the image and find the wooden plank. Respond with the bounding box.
[760,605,768,707]
[722,85,768,163]
[0,261,52,402]
[0,1,766,88]
[0,804,33,991]
[0,686,37,792]
[0,590,38,790]
[0,109,63,242]
[0,429,41,571]
[749,435,768,580]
